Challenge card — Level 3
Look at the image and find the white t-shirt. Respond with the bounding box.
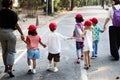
[108,5,120,19]
[46,31,67,54]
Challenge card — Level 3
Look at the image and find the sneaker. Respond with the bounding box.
[91,56,96,59]
[76,58,80,64]
[81,56,84,60]
[95,55,97,57]
[32,69,36,74]
[53,67,58,72]
[27,69,32,74]
[47,65,52,71]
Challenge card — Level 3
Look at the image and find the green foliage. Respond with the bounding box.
[54,0,60,12]
[18,0,42,9]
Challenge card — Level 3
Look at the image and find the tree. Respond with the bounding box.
[18,0,42,17]
[0,0,2,10]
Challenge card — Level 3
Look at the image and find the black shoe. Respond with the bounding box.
[7,66,15,77]
[84,66,89,70]
[114,58,119,61]
[4,68,8,73]
[8,72,15,77]
[4,65,9,73]
[27,69,32,74]
[111,58,119,61]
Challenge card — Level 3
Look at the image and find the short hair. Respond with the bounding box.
[75,17,84,23]
[49,28,56,32]
[28,31,37,36]
[2,0,13,8]
[113,0,120,5]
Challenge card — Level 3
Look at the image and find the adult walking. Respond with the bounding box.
[0,0,24,77]
[103,0,120,60]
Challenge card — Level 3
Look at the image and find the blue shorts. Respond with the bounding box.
[27,49,40,59]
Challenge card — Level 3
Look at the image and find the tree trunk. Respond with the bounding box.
[70,0,74,11]
[0,0,2,10]
[101,0,104,9]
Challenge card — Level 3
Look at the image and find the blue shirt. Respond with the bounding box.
[93,25,102,40]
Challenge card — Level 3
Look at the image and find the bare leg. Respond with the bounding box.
[84,51,89,69]
[33,59,36,69]
[27,59,31,66]
[27,59,32,74]
[54,61,57,68]
[32,59,36,73]
[49,60,52,64]
[88,51,90,66]
[84,51,88,66]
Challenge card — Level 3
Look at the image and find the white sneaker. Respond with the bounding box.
[47,65,52,71]
[53,67,58,72]
[32,69,36,74]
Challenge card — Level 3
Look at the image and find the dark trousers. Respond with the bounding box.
[109,26,120,60]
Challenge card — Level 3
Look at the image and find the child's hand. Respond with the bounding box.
[101,30,104,33]
[43,44,46,48]
[67,37,74,40]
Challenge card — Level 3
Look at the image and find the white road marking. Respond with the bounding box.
[80,60,88,80]
[14,49,27,64]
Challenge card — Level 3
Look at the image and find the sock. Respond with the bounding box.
[28,65,32,70]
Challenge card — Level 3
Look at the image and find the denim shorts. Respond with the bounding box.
[76,42,84,50]
[27,49,40,59]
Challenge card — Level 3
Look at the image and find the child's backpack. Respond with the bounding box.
[112,6,120,27]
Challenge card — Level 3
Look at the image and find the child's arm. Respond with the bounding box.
[100,27,104,33]
[40,41,46,48]
[23,39,27,44]
[81,30,86,38]
[22,36,30,44]
[100,29,104,33]
[22,39,30,44]
[66,36,75,40]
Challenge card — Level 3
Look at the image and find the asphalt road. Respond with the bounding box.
[0,6,120,80]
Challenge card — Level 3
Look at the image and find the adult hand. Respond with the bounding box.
[103,25,106,31]
[21,35,25,41]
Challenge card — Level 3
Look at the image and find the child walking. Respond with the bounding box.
[90,17,104,58]
[46,22,72,72]
[23,24,46,74]
[82,20,93,70]
[73,13,84,63]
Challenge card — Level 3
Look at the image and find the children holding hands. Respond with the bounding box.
[22,16,103,73]
[45,22,73,72]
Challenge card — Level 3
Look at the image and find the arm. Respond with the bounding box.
[81,30,86,38]
[16,23,24,41]
[103,18,110,31]
[40,41,46,48]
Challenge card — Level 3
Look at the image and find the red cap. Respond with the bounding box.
[28,24,37,31]
[84,20,92,27]
[90,17,98,24]
[75,13,83,18]
[49,22,57,29]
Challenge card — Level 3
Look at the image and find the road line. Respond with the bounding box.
[14,49,27,64]
[80,60,88,80]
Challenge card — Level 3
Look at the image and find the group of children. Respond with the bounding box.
[22,13,104,74]
[73,13,104,69]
